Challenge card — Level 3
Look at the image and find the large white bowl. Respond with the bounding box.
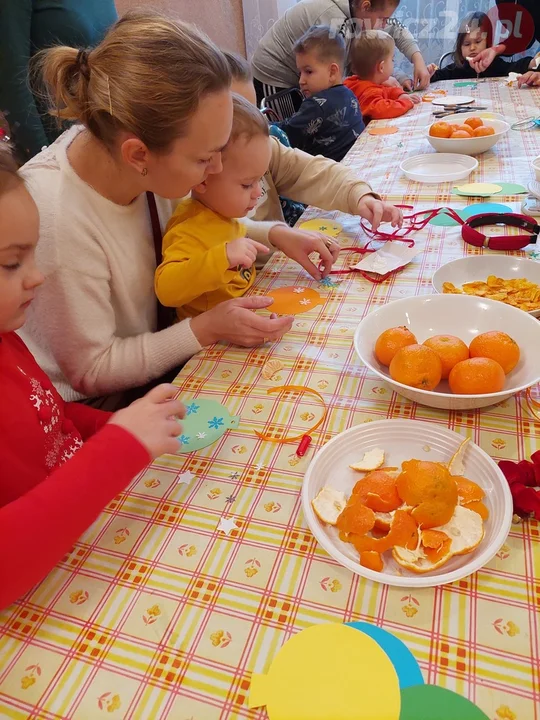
[302,420,513,588]
[427,115,510,156]
[354,294,540,410]
[433,255,540,318]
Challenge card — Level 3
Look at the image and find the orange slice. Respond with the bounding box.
[352,470,402,513]
[360,550,384,572]
[312,487,347,526]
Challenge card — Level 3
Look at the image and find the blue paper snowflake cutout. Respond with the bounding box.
[179,435,191,445]
[186,402,200,416]
[320,276,340,289]
[208,416,225,430]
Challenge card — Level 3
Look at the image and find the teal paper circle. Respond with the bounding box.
[176,398,240,453]
[347,622,424,690]
[429,203,512,227]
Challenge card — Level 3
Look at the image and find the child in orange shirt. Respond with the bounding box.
[345,30,420,122]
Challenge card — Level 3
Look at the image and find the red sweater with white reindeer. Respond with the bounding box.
[0,332,150,610]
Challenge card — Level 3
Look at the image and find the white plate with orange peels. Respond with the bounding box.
[302,420,512,588]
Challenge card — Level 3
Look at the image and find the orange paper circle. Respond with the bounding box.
[266,286,325,315]
[368,126,399,136]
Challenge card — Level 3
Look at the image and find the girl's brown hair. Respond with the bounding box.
[454,12,493,68]
[0,144,21,196]
[34,10,231,152]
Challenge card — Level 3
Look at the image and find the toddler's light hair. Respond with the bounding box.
[0,144,21,197]
[294,25,347,73]
[228,94,269,147]
[349,30,395,79]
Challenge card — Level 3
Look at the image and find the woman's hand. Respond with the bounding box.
[383,76,403,89]
[427,63,438,77]
[190,296,293,348]
[468,47,498,74]
[268,224,340,279]
[518,70,540,88]
[357,196,403,232]
[412,54,431,90]
[110,384,185,458]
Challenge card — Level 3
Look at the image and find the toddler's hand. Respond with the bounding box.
[226,238,269,269]
[109,384,185,459]
[357,196,403,232]
[427,63,438,77]
[409,94,421,105]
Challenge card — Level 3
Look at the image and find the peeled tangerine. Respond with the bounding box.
[396,460,458,528]
[393,505,484,573]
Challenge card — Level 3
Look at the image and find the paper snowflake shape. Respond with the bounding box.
[320,277,340,288]
[186,402,200,416]
[179,435,191,445]
[299,298,312,306]
[208,416,225,430]
[196,432,207,439]
[293,287,305,294]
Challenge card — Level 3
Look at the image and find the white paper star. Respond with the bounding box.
[293,287,305,294]
[177,471,195,485]
[299,298,312,306]
[196,432,207,439]
[217,517,238,536]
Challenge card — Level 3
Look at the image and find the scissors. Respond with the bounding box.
[433,106,488,118]
[511,117,540,131]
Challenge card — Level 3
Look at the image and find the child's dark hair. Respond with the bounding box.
[0,144,21,197]
[349,30,395,79]
[223,50,252,83]
[294,25,347,72]
[454,12,493,68]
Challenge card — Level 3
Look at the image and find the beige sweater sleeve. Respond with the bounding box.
[268,138,379,214]
[243,217,284,247]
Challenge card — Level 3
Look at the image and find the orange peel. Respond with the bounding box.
[455,476,485,504]
[352,470,402,513]
[360,550,384,572]
[336,497,376,536]
[351,509,418,554]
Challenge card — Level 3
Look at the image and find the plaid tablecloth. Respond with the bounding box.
[1,79,540,720]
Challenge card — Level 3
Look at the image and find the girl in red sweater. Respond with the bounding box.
[0,145,185,610]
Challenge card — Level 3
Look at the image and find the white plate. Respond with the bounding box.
[302,420,513,588]
[432,95,475,106]
[354,294,540,410]
[426,118,510,156]
[401,153,478,184]
[528,179,540,199]
[433,255,540,318]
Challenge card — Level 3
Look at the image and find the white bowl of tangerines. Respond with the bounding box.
[354,294,540,410]
[427,113,509,155]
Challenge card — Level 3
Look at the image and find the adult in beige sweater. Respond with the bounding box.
[20,13,354,403]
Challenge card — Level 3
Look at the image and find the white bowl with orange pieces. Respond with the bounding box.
[426,113,510,155]
[432,255,540,319]
[354,294,540,411]
[302,420,513,588]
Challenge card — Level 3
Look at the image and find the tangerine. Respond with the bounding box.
[451,130,473,139]
[336,497,376,536]
[449,357,505,394]
[352,470,402,513]
[429,121,452,138]
[464,116,484,130]
[359,550,384,572]
[374,326,417,367]
[473,126,495,137]
[389,344,442,391]
[469,331,520,374]
[396,460,458,528]
[455,124,474,136]
[423,335,470,380]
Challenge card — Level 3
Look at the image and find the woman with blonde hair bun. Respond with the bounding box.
[19,11,299,406]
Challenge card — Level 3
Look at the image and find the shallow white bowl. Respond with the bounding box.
[433,255,540,318]
[353,294,540,410]
[401,153,478,184]
[302,420,513,588]
[426,117,510,156]
[532,155,540,182]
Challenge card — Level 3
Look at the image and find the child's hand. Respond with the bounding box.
[109,384,185,459]
[518,71,540,88]
[269,224,340,279]
[427,63,438,77]
[226,238,269,269]
[356,196,403,232]
[409,94,421,105]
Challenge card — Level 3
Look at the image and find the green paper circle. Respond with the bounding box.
[493,182,528,195]
[400,685,490,720]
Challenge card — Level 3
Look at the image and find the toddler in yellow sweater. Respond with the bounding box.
[155,95,272,319]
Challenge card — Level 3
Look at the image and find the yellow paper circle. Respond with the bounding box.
[455,183,503,196]
[299,219,342,237]
[249,623,401,720]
